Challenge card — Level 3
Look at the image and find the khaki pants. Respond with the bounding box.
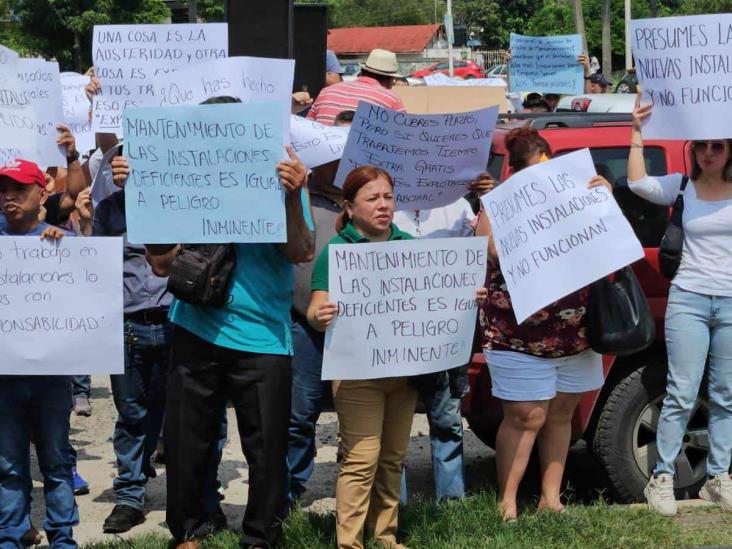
[332,377,418,549]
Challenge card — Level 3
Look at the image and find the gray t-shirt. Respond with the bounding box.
[292,191,341,318]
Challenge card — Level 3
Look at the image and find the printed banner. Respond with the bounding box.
[0,236,123,375]
[322,237,488,380]
[91,23,228,132]
[335,101,498,210]
[481,148,644,324]
[631,14,732,139]
[509,33,584,95]
[124,101,287,244]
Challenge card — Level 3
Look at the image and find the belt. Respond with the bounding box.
[124,308,170,325]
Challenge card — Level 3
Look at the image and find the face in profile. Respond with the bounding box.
[345,176,394,235]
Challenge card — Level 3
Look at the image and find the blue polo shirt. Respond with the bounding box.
[169,194,313,356]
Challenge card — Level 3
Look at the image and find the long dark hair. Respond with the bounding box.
[690,139,732,182]
[505,126,552,173]
[335,166,394,233]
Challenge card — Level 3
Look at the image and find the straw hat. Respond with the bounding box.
[363,48,403,78]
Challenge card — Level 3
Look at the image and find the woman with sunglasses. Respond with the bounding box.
[630,98,732,516]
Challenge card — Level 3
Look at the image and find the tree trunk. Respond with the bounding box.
[602,0,612,78]
[188,0,198,23]
[572,0,588,56]
[649,0,658,17]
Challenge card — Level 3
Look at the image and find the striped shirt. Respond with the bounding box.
[307,76,406,125]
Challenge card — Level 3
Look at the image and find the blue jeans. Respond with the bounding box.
[286,318,327,504]
[71,376,90,398]
[401,372,465,503]
[655,286,732,477]
[0,376,78,548]
[110,320,170,510]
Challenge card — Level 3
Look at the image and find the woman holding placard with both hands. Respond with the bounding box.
[629,96,732,516]
[475,127,613,522]
[307,165,486,549]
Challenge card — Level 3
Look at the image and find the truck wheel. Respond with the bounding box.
[593,365,709,502]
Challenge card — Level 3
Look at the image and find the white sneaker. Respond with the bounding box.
[699,473,732,512]
[644,473,677,516]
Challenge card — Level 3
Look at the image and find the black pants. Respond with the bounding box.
[165,326,291,547]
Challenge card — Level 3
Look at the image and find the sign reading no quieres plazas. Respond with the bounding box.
[124,101,287,245]
[92,23,228,133]
[322,237,488,380]
[481,148,644,324]
[509,33,584,96]
[0,236,124,376]
[631,13,732,140]
[335,101,498,211]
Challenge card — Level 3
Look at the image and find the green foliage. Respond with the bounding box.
[5,0,170,71]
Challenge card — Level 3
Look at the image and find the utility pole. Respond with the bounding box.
[625,0,632,69]
[446,0,454,77]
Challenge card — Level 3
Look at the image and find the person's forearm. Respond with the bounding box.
[282,192,315,263]
[628,126,648,182]
[78,219,93,237]
[65,160,87,200]
[145,244,179,277]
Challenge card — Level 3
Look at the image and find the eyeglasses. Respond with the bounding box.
[692,141,727,155]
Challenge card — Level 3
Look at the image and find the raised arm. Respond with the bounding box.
[278,146,315,264]
[475,207,499,264]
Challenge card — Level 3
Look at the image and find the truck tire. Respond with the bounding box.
[593,365,709,502]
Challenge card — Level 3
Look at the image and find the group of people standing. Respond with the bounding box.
[0,42,731,549]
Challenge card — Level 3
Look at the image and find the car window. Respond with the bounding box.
[455,61,467,68]
[487,152,504,181]
[435,63,449,70]
[558,146,668,247]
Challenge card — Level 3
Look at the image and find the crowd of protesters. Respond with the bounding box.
[0,35,731,549]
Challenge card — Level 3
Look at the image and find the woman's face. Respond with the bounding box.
[345,176,394,237]
[693,140,730,176]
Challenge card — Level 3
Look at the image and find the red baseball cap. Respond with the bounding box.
[0,159,47,188]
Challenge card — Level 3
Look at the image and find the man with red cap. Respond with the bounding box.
[0,159,79,548]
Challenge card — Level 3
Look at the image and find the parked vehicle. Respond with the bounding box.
[464,112,703,503]
[615,68,638,94]
[411,60,485,79]
[555,94,636,113]
[484,63,507,79]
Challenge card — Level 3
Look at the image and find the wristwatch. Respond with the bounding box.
[66,150,80,163]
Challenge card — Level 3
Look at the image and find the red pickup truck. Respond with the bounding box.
[463,113,706,503]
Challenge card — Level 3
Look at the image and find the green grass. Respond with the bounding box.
[82,493,732,549]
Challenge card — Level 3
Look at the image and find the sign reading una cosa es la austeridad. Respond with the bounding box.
[0,236,123,375]
[335,101,498,211]
[481,148,644,324]
[322,237,488,380]
[631,13,732,140]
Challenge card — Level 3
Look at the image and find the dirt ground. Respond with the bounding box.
[28,375,496,546]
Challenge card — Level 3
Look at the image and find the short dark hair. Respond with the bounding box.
[200,96,242,105]
[359,69,394,87]
[505,126,552,173]
[334,110,355,125]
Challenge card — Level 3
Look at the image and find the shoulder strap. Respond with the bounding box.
[669,175,689,226]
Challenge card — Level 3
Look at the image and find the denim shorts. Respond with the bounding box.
[484,348,604,401]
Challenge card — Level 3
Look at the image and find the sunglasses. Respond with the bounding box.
[692,141,727,154]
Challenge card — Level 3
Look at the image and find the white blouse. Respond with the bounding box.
[628,173,732,297]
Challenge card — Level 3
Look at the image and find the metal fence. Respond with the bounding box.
[471,49,507,70]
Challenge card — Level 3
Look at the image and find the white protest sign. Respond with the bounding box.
[92,23,228,132]
[631,14,732,140]
[0,236,124,375]
[60,72,95,154]
[481,148,643,324]
[322,237,488,380]
[153,56,295,136]
[17,59,66,168]
[90,143,122,206]
[289,115,349,168]
[0,45,38,162]
[335,101,498,210]
[423,72,506,87]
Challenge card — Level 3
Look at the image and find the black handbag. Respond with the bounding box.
[587,266,655,356]
[658,175,689,279]
[166,244,237,307]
